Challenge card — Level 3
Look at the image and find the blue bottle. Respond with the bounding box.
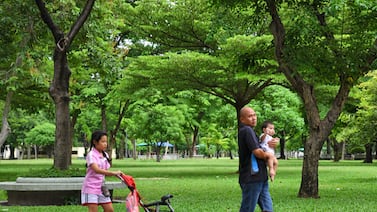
[251,153,259,175]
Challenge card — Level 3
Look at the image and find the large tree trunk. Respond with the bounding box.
[298,133,324,198]
[51,50,72,170]
[35,0,96,170]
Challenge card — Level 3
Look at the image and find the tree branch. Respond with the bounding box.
[66,0,96,45]
[35,0,96,51]
[35,0,62,41]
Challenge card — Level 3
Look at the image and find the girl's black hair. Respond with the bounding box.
[88,130,112,166]
[261,120,273,131]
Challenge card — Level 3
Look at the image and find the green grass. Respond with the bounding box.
[0,158,376,211]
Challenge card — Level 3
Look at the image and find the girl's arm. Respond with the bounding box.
[89,163,122,176]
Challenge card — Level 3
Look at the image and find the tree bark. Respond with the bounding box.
[190,125,199,157]
[364,143,373,163]
[229,150,234,159]
[156,145,161,162]
[278,130,286,159]
[0,91,13,149]
[118,134,125,159]
[132,139,137,160]
[326,138,331,155]
[332,139,343,162]
[69,108,81,165]
[107,100,129,160]
[298,133,323,198]
[35,0,96,170]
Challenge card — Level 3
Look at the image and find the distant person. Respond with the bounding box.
[81,130,123,212]
[260,120,279,181]
[238,106,278,212]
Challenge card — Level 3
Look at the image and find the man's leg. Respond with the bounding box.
[257,180,273,212]
[240,182,263,212]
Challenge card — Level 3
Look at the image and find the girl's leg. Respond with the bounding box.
[273,157,278,174]
[101,203,115,212]
[268,158,276,181]
[87,204,99,212]
[265,153,276,181]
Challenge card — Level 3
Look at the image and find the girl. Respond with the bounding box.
[81,130,123,212]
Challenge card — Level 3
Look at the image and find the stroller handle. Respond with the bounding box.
[161,194,173,202]
[142,193,173,208]
[117,174,136,190]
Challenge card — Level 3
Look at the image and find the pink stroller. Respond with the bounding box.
[117,174,174,212]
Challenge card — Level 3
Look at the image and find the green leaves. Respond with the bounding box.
[24,122,55,146]
[126,99,186,144]
[123,34,281,108]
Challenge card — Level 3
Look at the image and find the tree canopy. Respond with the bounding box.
[1,0,376,201]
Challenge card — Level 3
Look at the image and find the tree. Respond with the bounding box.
[24,122,56,158]
[203,103,238,159]
[172,91,230,157]
[353,71,377,162]
[266,1,377,198]
[35,0,96,170]
[337,71,377,163]
[214,0,377,198]
[62,0,130,161]
[125,89,186,162]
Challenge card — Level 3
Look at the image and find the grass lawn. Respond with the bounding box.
[0,158,376,211]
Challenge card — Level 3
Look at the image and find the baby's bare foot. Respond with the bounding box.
[269,169,276,182]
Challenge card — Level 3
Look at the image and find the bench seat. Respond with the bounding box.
[0,177,126,206]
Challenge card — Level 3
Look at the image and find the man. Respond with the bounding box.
[238,106,278,212]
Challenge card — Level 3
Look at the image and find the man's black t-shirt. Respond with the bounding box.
[238,123,268,184]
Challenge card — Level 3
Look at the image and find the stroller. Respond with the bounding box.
[117,174,174,212]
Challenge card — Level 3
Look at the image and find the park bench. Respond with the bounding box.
[0,177,126,206]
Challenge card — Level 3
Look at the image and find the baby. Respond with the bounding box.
[260,120,279,181]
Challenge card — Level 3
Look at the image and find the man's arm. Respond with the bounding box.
[252,148,269,160]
